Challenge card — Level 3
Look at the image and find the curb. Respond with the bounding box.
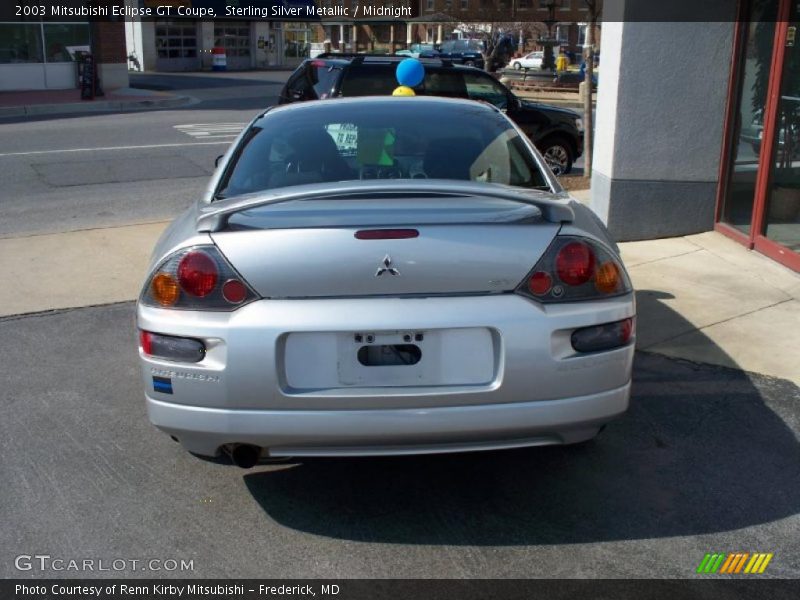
[0,93,196,119]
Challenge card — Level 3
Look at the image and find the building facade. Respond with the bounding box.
[0,19,128,91]
[591,0,799,272]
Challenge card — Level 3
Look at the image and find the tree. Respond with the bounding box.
[582,0,601,180]
[453,1,545,72]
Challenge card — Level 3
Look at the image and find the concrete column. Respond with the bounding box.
[199,21,215,70]
[589,20,736,241]
[436,24,443,44]
[254,21,271,68]
[340,24,345,51]
[352,24,358,51]
[140,21,157,72]
[406,23,412,45]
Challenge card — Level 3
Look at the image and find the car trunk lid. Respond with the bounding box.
[211,197,560,298]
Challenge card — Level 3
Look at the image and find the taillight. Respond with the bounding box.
[177,251,218,297]
[516,236,632,303]
[571,318,635,353]
[555,241,595,286]
[139,245,257,311]
[139,330,205,362]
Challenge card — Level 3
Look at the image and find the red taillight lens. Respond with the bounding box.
[556,241,595,286]
[222,279,247,304]
[178,251,218,297]
[139,330,152,355]
[528,271,553,296]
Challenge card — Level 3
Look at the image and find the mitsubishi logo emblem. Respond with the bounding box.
[375,254,400,277]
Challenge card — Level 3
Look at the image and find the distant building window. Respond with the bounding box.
[445,0,452,10]
[518,0,531,10]
[0,23,43,64]
[560,0,571,9]
[461,0,469,8]
[426,0,435,10]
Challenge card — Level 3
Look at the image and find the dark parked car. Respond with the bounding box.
[420,39,485,70]
[279,55,584,175]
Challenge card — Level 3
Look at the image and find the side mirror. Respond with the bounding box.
[215,155,224,168]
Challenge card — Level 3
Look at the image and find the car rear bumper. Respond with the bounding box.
[146,381,630,457]
[137,293,635,457]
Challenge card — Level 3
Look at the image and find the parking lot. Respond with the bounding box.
[1,71,799,580]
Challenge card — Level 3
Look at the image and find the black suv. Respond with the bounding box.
[278,55,584,175]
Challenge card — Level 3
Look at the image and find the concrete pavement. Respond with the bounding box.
[1,202,798,385]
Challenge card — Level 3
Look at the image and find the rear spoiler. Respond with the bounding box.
[196,181,574,232]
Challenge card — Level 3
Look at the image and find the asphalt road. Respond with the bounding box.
[1,302,799,578]
[0,71,289,238]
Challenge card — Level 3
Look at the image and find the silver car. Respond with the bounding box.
[137,97,635,467]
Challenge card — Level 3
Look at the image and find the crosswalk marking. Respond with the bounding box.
[174,123,247,139]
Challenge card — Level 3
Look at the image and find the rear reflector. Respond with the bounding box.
[139,331,205,363]
[571,318,634,353]
[222,279,247,304]
[355,229,419,240]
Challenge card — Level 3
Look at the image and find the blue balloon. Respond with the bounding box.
[396,58,425,88]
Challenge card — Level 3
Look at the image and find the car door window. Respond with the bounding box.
[463,72,509,110]
[421,70,467,98]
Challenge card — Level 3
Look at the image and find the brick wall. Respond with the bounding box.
[92,21,127,64]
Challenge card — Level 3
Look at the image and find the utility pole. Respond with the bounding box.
[582,1,599,180]
[583,21,593,179]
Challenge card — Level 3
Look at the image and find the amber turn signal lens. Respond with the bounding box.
[594,261,621,293]
[151,273,180,306]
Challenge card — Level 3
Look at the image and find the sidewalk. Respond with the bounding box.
[1,212,798,385]
[0,87,194,118]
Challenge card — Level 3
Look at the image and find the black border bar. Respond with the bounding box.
[4,579,800,600]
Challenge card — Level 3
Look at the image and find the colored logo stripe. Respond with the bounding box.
[697,553,773,574]
[153,376,173,394]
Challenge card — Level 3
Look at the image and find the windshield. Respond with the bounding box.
[216,100,549,199]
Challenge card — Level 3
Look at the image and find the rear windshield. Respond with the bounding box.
[215,101,549,199]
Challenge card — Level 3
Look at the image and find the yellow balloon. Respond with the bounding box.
[392,85,416,97]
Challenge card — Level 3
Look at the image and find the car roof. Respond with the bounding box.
[264,95,501,119]
[306,54,481,71]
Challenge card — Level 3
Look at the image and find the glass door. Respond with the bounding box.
[755,5,800,268]
[718,0,800,272]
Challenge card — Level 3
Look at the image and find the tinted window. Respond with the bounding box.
[339,66,397,96]
[421,70,467,98]
[463,72,510,109]
[282,62,340,102]
[216,101,548,198]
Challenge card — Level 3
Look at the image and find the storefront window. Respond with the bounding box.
[0,23,43,64]
[43,24,90,62]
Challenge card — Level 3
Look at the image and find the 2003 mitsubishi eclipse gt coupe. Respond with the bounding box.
[137,97,635,468]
